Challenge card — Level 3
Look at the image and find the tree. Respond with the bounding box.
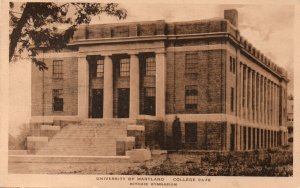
[9,2,127,70]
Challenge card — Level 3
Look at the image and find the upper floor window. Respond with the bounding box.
[185,85,198,110]
[53,89,63,112]
[230,56,236,74]
[120,58,130,77]
[230,87,234,112]
[53,60,63,79]
[96,59,104,77]
[185,53,198,74]
[145,57,156,76]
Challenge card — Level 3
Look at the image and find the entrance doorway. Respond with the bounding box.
[90,89,103,118]
[118,88,129,118]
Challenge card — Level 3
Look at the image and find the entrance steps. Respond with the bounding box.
[36,122,128,156]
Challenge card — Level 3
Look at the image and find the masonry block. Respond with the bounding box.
[116,137,135,156]
[126,149,151,163]
[127,125,145,149]
[40,125,60,139]
[27,136,48,154]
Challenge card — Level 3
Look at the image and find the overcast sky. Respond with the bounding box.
[9,3,295,136]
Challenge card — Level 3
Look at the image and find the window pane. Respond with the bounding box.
[185,53,198,74]
[120,58,130,77]
[53,89,63,111]
[185,85,198,110]
[53,60,63,79]
[146,57,156,76]
[96,59,104,77]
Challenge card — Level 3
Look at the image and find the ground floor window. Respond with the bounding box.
[53,89,63,112]
[143,87,156,115]
[185,123,197,144]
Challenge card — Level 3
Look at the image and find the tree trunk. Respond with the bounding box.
[9,3,31,62]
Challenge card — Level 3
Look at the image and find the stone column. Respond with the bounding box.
[78,55,89,118]
[129,53,140,119]
[253,72,256,122]
[244,66,248,120]
[257,73,260,124]
[240,63,244,118]
[156,52,166,119]
[237,125,240,151]
[249,69,253,122]
[103,55,113,119]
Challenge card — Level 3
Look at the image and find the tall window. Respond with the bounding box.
[120,58,130,77]
[185,53,198,74]
[230,56,236,74]
[185,85,198,110]
[96,59,104,77]
[53,60,63,79]
[145,57,156,76]
[53,89,63,112]
[231,87,234,112]
[144,87,156,115]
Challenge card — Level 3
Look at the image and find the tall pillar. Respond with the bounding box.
[237,125,241,151]
[156,52,166,119]
[129,53,140,119]
[78,55,89,118]
[249,69,253,121]
[261,76,264,124]
[240,63,244,118]
[244,66,248,119]
[257,73,260,123]
[253,72,256,122]
[103,55,113,119]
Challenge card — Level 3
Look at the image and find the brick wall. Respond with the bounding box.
[166,49,226,114]
[31,56,78,116]
[164,121,226,150]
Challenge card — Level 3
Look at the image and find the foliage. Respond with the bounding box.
[122,148,293,176]
[9,2,127,70]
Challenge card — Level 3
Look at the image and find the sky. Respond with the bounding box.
[9,3,295,136]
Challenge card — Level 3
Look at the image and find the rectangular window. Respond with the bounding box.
[145,57,156,76]
[144,87,156,115]
[232,58,236,74]
[145,87,156,97]
[185,53,198,74]
[96,59,104,77]
[53,60,63,79]
[185,85,198,110]
[230,56,236,74]
[53,89,63,112]
[120,58,130,77]
[231,87,234,112]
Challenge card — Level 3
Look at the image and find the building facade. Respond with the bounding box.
[31,9,289,151]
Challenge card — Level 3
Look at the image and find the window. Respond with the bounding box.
[185,53,198,74]
[53,89,63,112]
[120,58,130,77]
[96,59,104,77]
[185,85,198,110]
[145,87,156,97]
[53,60,63,79]
[231,87,234,112]
[145,57,156,76]
[230,56,235,74]
[144,87,156,115]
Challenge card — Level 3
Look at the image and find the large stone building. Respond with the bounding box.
[31,9,289,152]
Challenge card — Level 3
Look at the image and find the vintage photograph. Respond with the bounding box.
[7,2,294,178]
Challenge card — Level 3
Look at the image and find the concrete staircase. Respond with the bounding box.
[36,121,128,156]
